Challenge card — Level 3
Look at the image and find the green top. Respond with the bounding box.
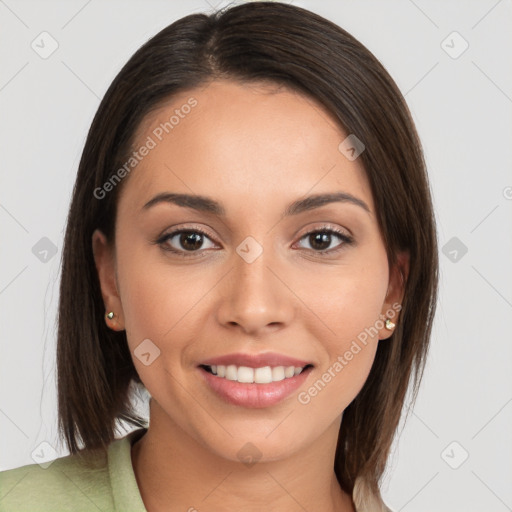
[0,428,147,512]
[0,428,393,512]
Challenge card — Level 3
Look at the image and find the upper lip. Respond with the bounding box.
[199,352,313,368]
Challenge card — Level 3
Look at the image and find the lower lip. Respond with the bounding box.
[199,366,313,408]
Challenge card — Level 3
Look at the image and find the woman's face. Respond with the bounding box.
[94,79,405,462]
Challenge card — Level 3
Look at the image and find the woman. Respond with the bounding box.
[0,2,438,511]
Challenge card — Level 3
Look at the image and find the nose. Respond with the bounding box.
[215,246,295,335]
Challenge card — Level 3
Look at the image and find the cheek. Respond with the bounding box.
[117,265,196,395]
[297,339,378,425]
[296,316,381,424]
[299,257,388,410]
[115,243,215,362]
[309,256,389,344]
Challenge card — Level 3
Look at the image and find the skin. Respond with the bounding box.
[93,80,408,512]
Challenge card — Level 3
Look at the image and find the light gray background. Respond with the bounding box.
[1,1,511,511]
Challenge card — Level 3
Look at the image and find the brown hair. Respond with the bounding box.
[57,1,438,501]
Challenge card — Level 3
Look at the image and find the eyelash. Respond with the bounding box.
[155,225,354,258]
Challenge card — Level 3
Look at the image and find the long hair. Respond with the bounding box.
[57,1,438,501]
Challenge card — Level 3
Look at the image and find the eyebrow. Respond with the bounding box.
[142,191,371,217]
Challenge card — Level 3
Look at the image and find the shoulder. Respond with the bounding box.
[352,476,395,512]
[0,445,114,512]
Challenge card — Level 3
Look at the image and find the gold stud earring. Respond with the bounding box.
[385,318,396,330]
[106,311,115,320]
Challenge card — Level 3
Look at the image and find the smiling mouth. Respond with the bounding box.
[200,364,314,384]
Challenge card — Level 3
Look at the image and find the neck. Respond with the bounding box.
[131,400,355,512]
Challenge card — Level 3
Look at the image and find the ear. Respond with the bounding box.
[92,229,125,331]
[378,250,409,340]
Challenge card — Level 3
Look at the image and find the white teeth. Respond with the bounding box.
[206,364,308,383]
[254,366,272,384]
[271,366,285,382]
[226,365,238,381]
[238,366,254,383]
[284,366,295,378]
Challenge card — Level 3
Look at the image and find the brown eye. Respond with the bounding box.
[297,228,353,254]
[158,229,216,254]
[308,232,333,251]
[178,232,204,251]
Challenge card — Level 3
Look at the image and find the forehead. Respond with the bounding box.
[120,79,373,214]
